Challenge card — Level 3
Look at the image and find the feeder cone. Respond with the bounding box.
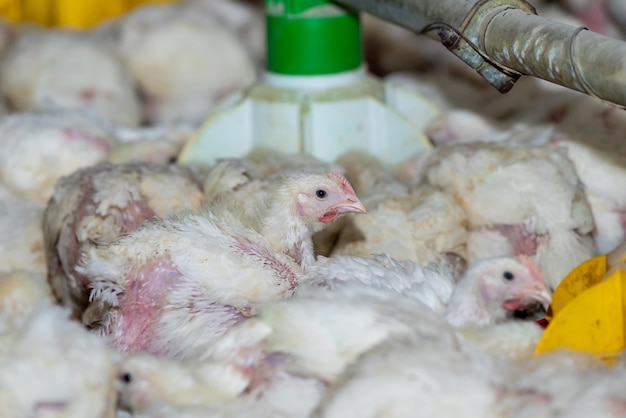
[177,0,437,167]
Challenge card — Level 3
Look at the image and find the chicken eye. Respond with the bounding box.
[316,189,328,199]
[120,372,134,383]
[503,271,515,281]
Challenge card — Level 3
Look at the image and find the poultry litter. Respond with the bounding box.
[1,0,626,416]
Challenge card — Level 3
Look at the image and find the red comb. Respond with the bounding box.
[517,254,544,284]
[328,172,356,195]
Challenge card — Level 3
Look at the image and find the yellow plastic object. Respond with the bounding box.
[0,0,178,29]
[546,255,608,321]
[535,258,626,364]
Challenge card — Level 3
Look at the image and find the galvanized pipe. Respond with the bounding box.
[333,0,626,107]
[332,0,475,34]
[481,7,626,106]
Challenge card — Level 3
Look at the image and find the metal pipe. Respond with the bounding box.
[331,0,474,34]
[481,7,626,106]
[333,0,626,107]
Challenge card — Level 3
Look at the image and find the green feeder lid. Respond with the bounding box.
[266,0,363,76]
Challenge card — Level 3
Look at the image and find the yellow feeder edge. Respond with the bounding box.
[0,0,179,29]
[536,264,626,365]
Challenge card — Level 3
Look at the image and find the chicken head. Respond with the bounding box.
[446,255,552,327]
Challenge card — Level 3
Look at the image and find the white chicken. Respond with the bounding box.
[115,316,275,415]
[111,3,256,125]
[314,332,511,418]
[0,109,116,203]
[0,108,203,204]
[422,142,596,290]
[399,78,626,256]
[43,161,205,320]
[331,151,468,267]
[303,253,551,327]
[331,184,469,268]
[0,28,141,127]
[444,255,551,327]
[202,153,347,256]
[183,0,265,64]
[187,281,546,418]
[0,302,119,418]
[78,172,365,359]
[501,350,626,418]
[116,353,249,414]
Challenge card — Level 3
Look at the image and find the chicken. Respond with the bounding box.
[331,151,468,267]
[202,151,343,211]
[422,142,596,290]
[0,109,116,203]
[116,317,273,415]
[0,107,204,204]
[78,172,365,359]
[116,353,249,414]
[553,139,626,253]
[43,161,205,320]
[110,3,256,125]
[0,302,118,418]
[183,0,265,64]
[122,317,325,418]
[125,275,547,417]
[303,253,551,327]
[445,255,551,327]
[181,288,452,417]
[0,198,46,274]
[0,29,141,127]
[421,108,560,149]
[401,82,626,256]
[332,184,468,267]
[314,333,511,418]
[501,350,626,418]
[206,170,366,267]
[202,152,346,257]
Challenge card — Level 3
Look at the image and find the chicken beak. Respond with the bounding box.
[526,286,552,308]
[503,284,552,312]
[336,196,367,215]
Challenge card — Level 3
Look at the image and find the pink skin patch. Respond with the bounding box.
[117,260,181,353]
[63,178,157,290]
[500,225,540,255]
[62,128,110,153]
